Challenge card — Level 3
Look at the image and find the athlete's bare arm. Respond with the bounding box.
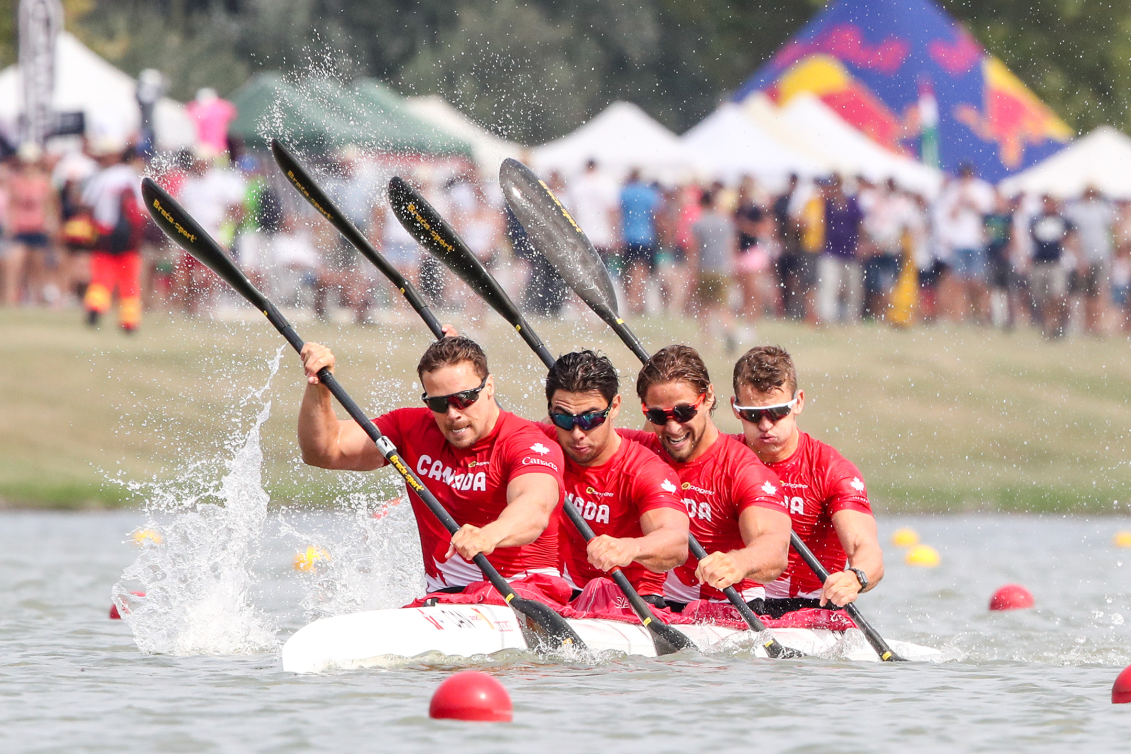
[586,507,689,573]
[820,509,884,607]
[695,506,791,591]
[297,342,385,471]
[447,473,559,561]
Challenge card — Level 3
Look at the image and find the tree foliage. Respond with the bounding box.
[0,0,1127,142]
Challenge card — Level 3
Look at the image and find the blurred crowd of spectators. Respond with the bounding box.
[2,138,1130,345]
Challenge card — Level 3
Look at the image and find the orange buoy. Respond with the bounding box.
[429,670,513,722]
[989,584,1034,611]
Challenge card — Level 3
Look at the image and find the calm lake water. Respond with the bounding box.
[3,509,1130,753]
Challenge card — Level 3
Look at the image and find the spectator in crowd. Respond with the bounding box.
[816,175,864,325]
[689,189,736,352]
[1113,200,1131,334]
[773,174,807,320]
[176,152,245,314]
[654,184,690,316]
[859,178,908,321]
[1029,194,1074,339]
[314,147,377,323]
[4,143,59,307]
[938,163,995,323]
[983,191,1016,330]
[733,176,774,327]
[620,168,660,315]
[81,143,146,332]
[1064,186,1115,335]
[569,159,620,268]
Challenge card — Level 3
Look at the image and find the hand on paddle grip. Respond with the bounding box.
[300,342,335,385]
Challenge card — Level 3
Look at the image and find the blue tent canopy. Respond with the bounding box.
[734,0,1073,182]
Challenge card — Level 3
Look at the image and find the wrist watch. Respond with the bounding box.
[847,566,868,590]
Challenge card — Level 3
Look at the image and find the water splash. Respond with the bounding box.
[112,348,284,656]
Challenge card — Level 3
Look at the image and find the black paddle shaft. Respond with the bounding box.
[789,531,905,662]
[139,177,584,652]
[269,140,445,341]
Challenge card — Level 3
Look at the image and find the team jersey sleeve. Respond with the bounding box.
[372,407,412,450]
[615,428,662,453]
[823,455,874,517]
[499,425,566,489]
[730,451,789,515]
[630,452,687,516]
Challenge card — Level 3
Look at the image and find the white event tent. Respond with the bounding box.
[533,101,695,181]
[998,126,1131,199]
[0,32,194,150]
[681,101,825,187]
[404,95,526,175]
[776,94,943,197]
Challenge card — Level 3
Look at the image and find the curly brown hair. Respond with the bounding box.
[732,345,797,397]
[416,336,489,381]
[545,350,619,406]
[635,345,716,412]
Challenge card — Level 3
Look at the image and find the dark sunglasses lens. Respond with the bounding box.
[671,404,699,423]
[448,390,480,409]
[576,412,608,431]
[644,408,668,425]
[550,413,575,430]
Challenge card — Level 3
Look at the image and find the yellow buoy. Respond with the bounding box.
[293,545,331,572]
[1114,531,1131,549]
[131,528,163,546]
[891,527,920,548]
[905,544,940,567]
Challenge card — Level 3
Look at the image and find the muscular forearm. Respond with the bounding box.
[846,541,884,593]
[477,497,552,550]
[634,527,689,573]
[728,537,789,584]
[298,383,346,468]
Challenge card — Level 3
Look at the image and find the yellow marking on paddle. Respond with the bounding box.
[286,170,334,223]
[764,640,776,649]
[643,617,652,626]
[405,202,455,253]
[615,318,624,325]
[515,324,522,332]
[399,287,405,294]
[150,198,197,243]
[538,179,586,235]
[881,651,892,661]
[388,454,424,492]
[505,593,514,603]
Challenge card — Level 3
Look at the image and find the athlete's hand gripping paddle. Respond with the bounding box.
[383,176,694,656]
[140,176,584,654]
[269,139,445,341]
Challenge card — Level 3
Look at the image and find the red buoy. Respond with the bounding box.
[109,591,146,620]
[1114,666,1131,704]
[429,670,513,722]
[989,584,1034,611]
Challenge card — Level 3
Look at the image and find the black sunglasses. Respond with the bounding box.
[642,393,706,426]
[422,375,488,413]
[549,405,612,432]
[731,395,797,425]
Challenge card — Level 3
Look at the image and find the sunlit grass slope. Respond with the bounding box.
[3,307,1130,513]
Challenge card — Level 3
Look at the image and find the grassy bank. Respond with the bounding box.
[3,307,1130,513]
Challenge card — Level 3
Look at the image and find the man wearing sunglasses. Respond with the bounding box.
[618,345,792,612]
[297,336,566,594]
[731,346,883,617]
[539,351,689,605]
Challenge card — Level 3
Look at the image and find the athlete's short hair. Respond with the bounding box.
[732,345,797,397]
[416,336,488,381]
[545,350,619,407]
[636,345,716,412]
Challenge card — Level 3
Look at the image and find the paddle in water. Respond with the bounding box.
[384,176,695,656]
[139,176,585,654]
[501,157,906,661]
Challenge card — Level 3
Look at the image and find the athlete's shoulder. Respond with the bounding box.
[495,411,564,468]
[374,406,434,436]
[802,431,864,482]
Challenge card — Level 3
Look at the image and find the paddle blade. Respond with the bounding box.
[270,139,339,227]
[140,177,270,314]
[498,158,619,319]
[388,177,523,329]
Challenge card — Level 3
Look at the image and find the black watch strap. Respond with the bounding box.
[847,566,868,590]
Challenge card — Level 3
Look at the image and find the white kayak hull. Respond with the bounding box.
[282,605,939,673]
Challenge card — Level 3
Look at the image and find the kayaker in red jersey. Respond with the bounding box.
[618,345,791,612]
[297,336,565,593]
[730,345,883,617]
[540,350,689,606]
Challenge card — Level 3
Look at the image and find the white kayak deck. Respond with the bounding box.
[282,604,940,673]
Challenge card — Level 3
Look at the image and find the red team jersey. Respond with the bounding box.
[373,407,566,590]
[619,429,788,602]
[537,425,686,595]
[738,430,874,598]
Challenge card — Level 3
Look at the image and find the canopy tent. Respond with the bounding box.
[681,102,825,187]
[229,73,473,157]
[742,92,840,170]
[532,101,695,181]
[734,0,1073,182]
[0,32,194,149]
[777,94,943,196]
[999,127,1131,200]
[405,95,525,173]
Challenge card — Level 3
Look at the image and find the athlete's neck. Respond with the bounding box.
[579,425,621,468]
[684,420,719,463]
[757,427,801,465]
